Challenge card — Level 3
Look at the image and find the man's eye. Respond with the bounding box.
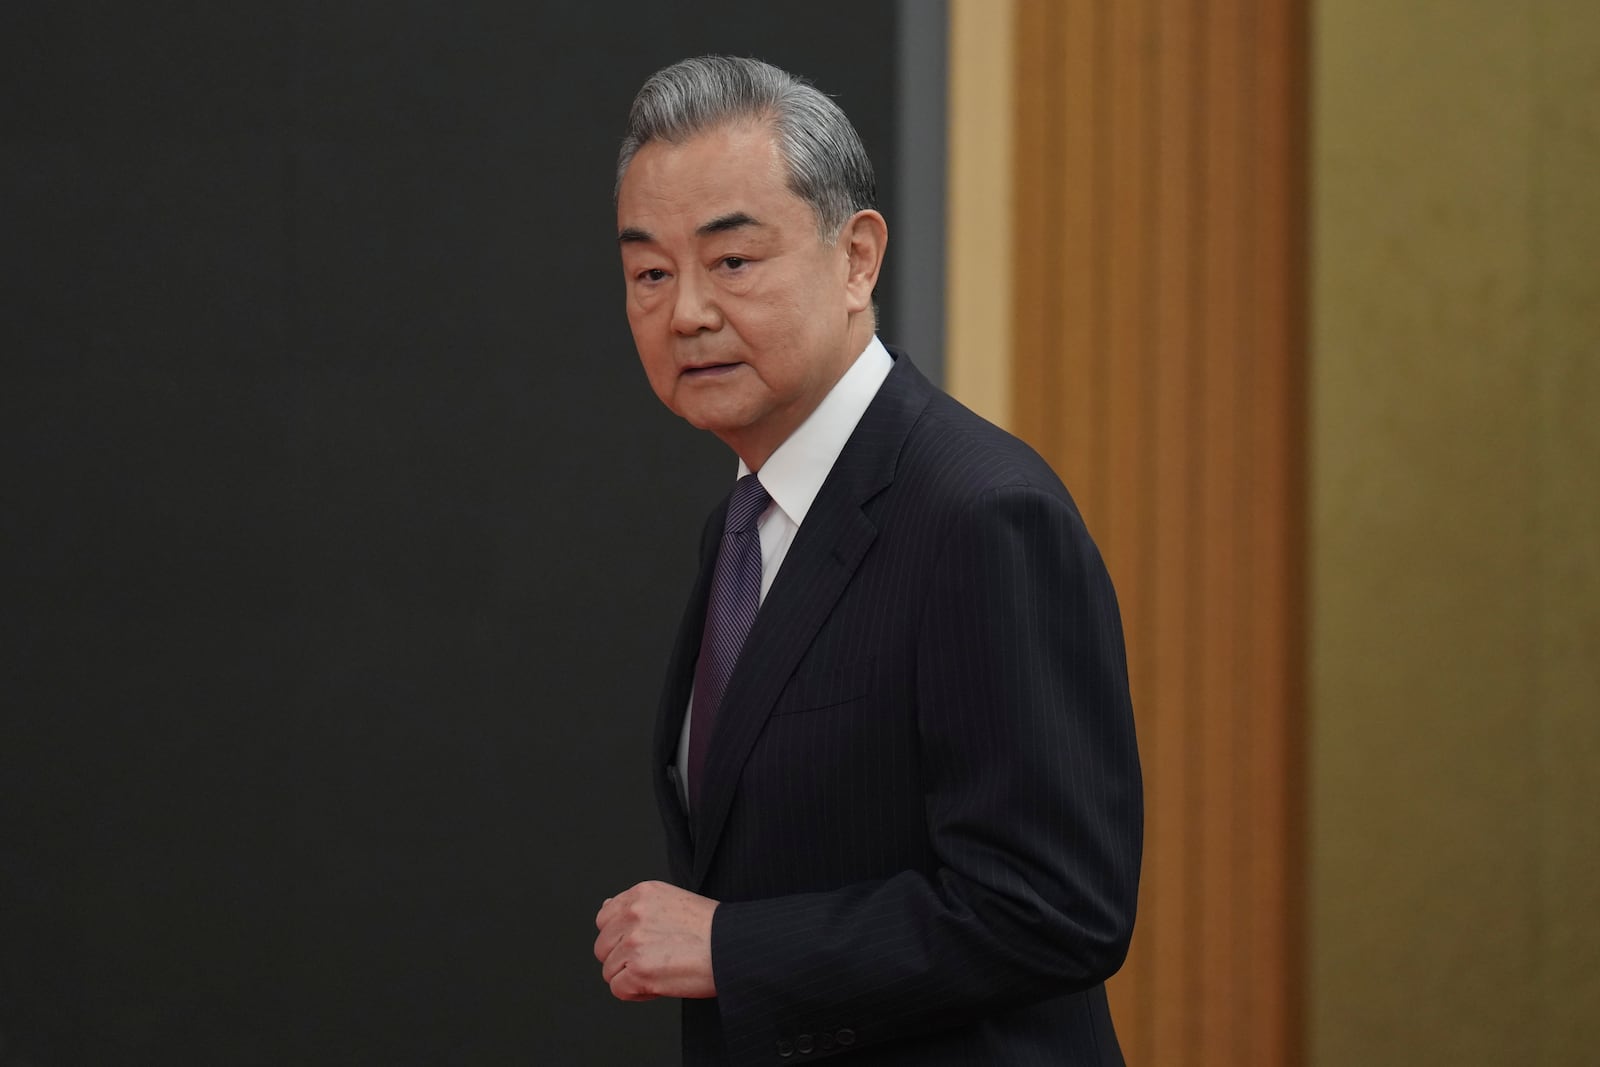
[721,256,747,270]
[638,268,668,282]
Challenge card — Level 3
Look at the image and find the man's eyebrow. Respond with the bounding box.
[697,212,761,237]
[617,213,762,245]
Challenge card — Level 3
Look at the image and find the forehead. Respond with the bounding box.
[617,122,805,232]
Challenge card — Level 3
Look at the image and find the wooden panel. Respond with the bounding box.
[1148,2,1199,1062]
[1196,0,1243,1059]
[944,0,1017,429]
[1248,4,1308,1062]
[1101,0,1151,1058]
[1007,2,1306,1063]
[1010,0,1056,459]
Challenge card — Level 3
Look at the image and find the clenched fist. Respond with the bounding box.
[594,880,719,1001]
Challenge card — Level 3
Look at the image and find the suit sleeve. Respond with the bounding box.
[709,484,1144,1062]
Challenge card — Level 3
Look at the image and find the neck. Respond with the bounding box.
[723,323,875,471]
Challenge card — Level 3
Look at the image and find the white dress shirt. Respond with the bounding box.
[675,336,895,808]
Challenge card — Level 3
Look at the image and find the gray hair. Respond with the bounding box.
[615,55,878,243]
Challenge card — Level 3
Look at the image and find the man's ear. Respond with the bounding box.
[840,210,888,314]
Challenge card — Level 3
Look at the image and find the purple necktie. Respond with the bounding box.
[687,474,770,810]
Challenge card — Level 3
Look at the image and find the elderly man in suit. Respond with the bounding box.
[594,55,1143,1066]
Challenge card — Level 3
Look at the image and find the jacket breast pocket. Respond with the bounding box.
[771,658,877,717]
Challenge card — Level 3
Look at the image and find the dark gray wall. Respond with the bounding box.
[893,0,948,386]
[1,4,903,1064]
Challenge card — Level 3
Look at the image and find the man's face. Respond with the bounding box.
[616,122,867,467]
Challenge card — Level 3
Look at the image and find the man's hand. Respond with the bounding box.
[594,880,719,1001]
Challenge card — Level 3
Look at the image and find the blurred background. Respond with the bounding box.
[3,1,1595,1064]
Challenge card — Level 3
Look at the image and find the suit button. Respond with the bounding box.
[836,1028,857,1046]
[796,1033,814,1054]
[776,1037,794,1058]
[819,1032,836,1051]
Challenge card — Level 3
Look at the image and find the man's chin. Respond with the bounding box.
[682,411,753,436]
[671,395,756,435]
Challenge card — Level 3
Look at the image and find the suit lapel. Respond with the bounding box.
[652,501,725,883]
[688,353,935,889]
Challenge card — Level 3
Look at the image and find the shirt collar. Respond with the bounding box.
[736,335,894,527]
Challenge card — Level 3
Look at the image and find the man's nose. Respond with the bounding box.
[670,271,722,335]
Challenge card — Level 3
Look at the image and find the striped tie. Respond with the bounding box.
[687,474,770,810]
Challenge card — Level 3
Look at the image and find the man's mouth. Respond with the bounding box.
[682,362,741,377]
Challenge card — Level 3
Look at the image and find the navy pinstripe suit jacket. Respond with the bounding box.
[653,352,1143,1066]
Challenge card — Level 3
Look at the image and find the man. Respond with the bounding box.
[594,56,1142,1066]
